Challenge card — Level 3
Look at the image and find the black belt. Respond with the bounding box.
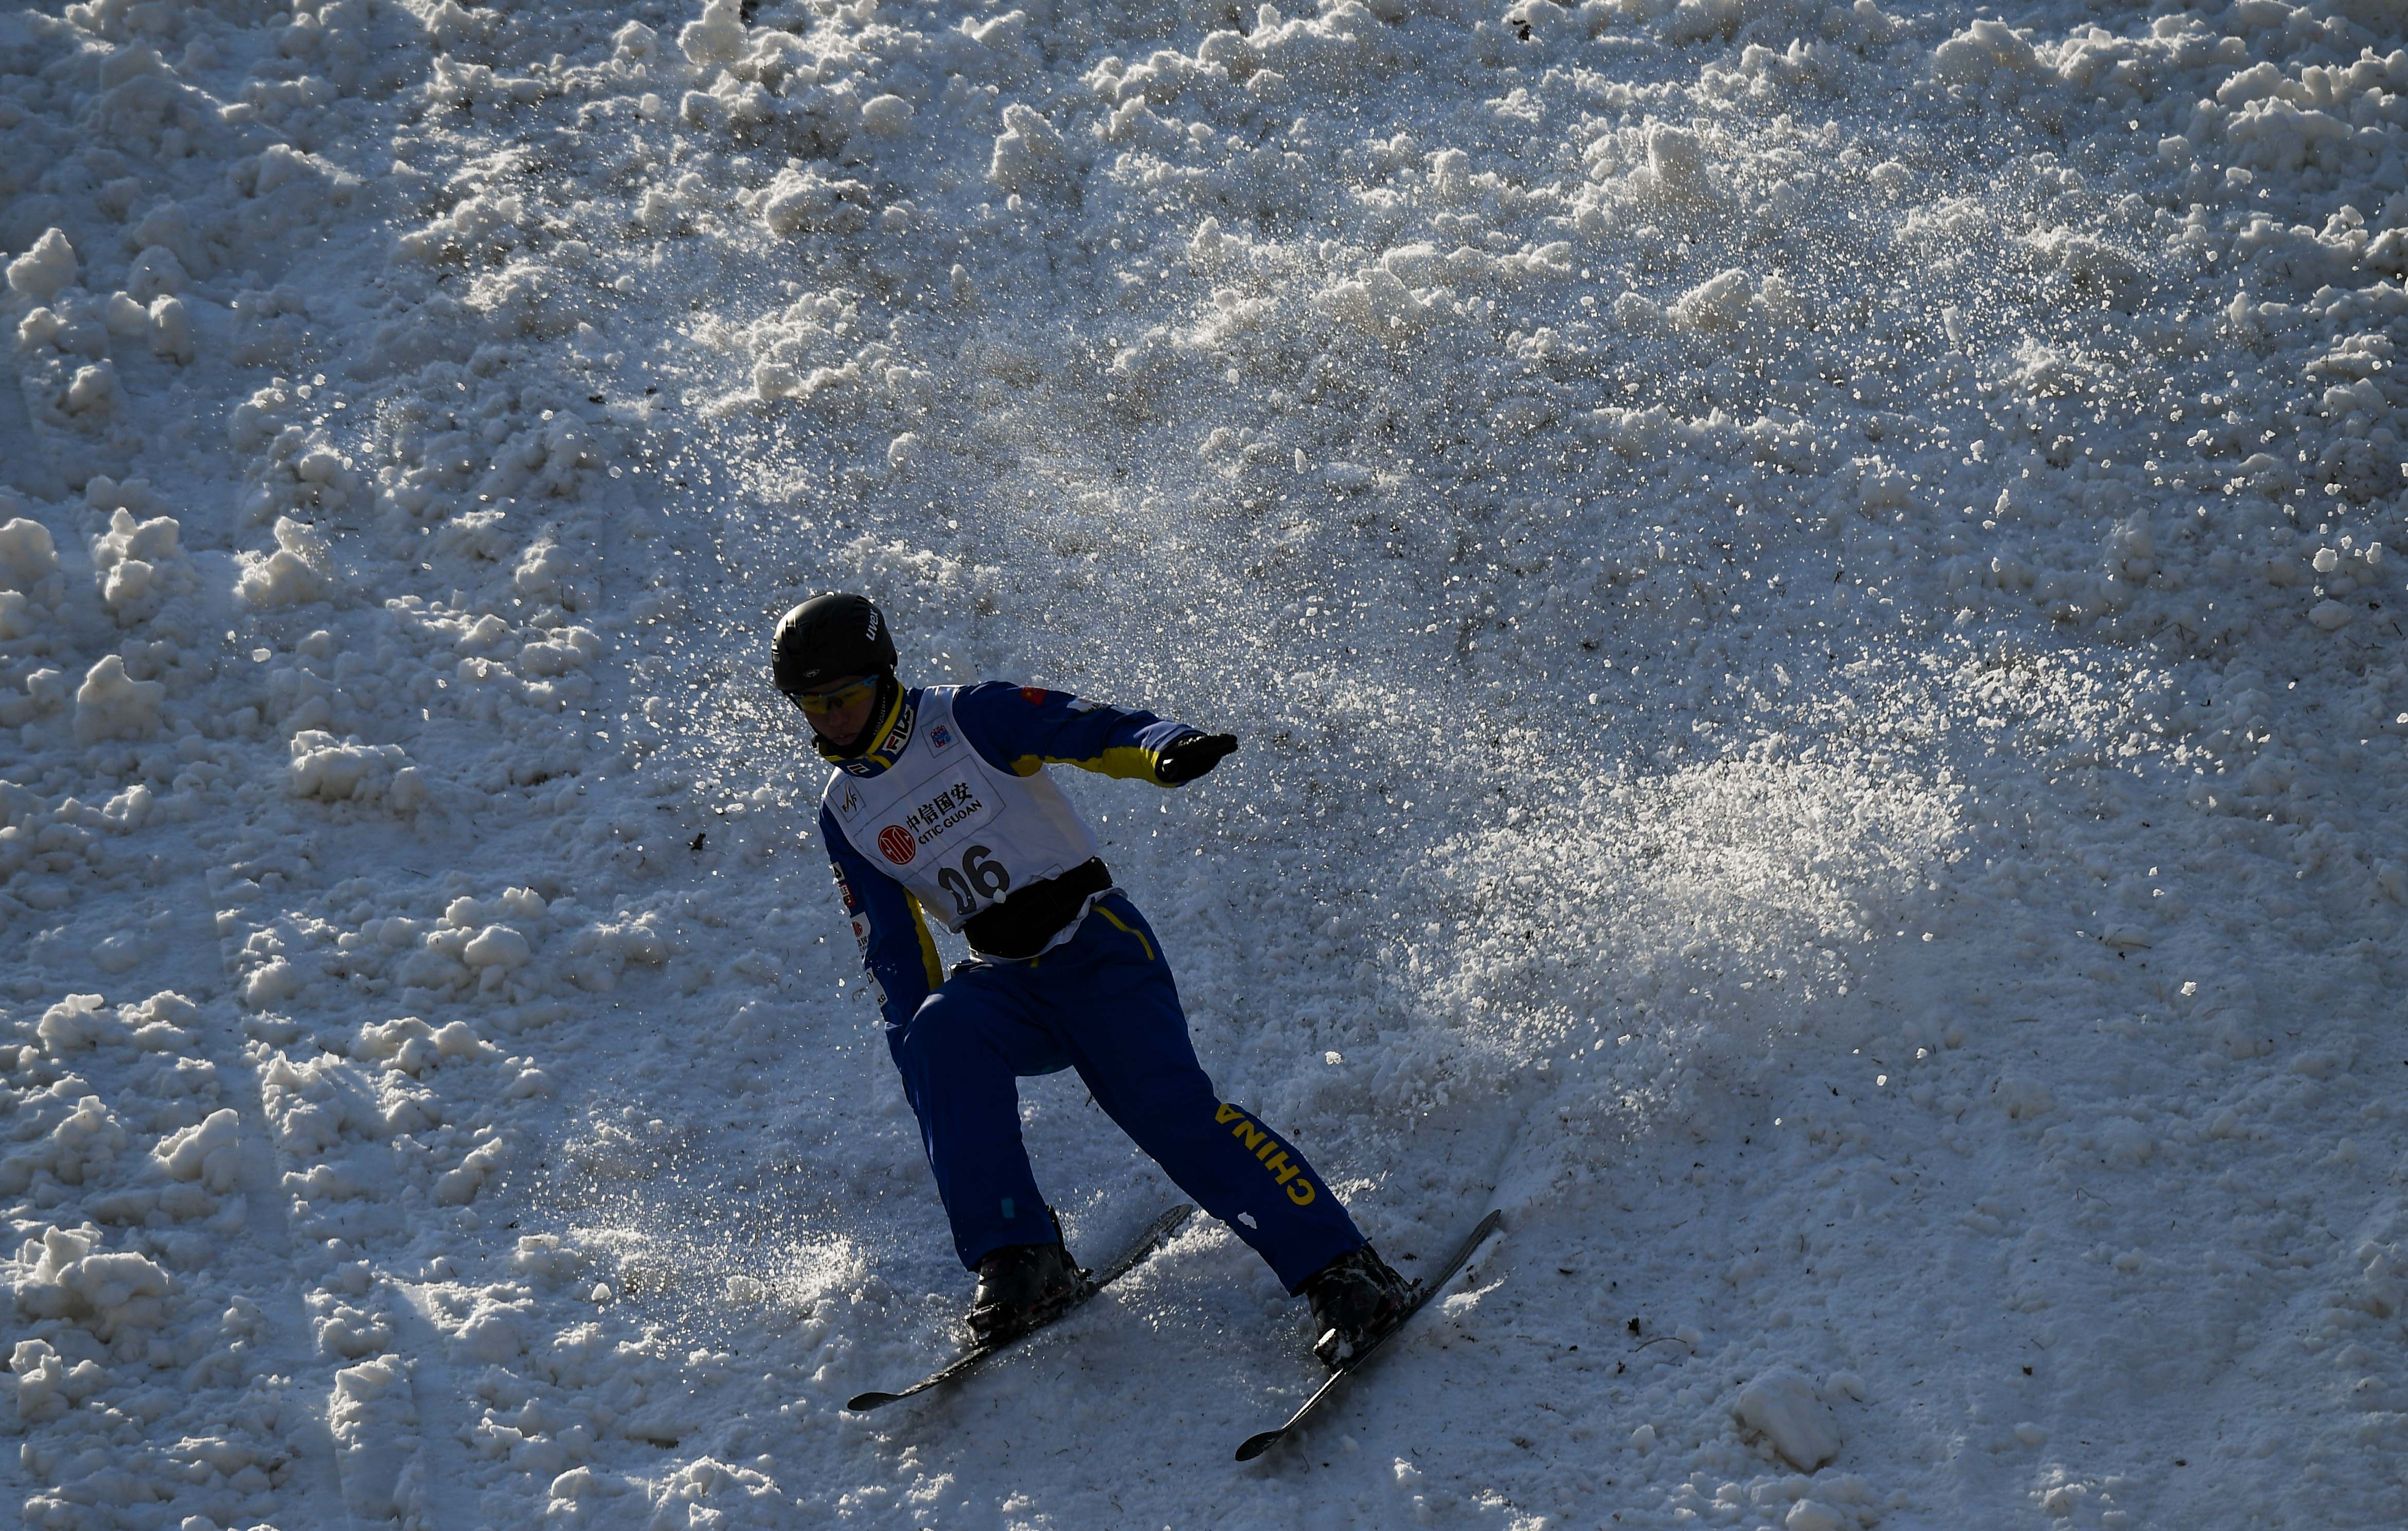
[961,858,1113,959]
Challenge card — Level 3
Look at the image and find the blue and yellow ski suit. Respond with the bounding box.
[816,681,1365,1289]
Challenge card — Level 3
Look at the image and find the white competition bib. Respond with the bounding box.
[823,687,1103,931]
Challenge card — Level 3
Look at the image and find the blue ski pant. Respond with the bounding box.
[887,892,1365,1292]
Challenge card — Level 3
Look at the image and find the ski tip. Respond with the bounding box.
[1234,1429,1283,1462]
[844,1392,898,1412]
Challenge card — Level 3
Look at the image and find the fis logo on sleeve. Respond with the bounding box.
[836,783,862,820]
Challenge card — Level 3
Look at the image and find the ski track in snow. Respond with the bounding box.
[4,0,2406,1525]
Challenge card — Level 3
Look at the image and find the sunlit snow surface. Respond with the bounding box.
[4,0,2405,1525]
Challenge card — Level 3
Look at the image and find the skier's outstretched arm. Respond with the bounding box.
[819,802,942,1028]
[951,681,1237,786]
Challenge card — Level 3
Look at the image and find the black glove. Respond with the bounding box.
[1155,731,1237,785]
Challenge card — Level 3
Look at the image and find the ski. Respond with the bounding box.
[845,1202,1198,1413]
[1234,1208,1504,1462]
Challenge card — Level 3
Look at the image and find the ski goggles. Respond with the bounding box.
[788,675,878,716]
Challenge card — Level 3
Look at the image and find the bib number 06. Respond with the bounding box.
[934,844,1012,918]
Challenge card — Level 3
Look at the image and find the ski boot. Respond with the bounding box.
[1301,1244,1414,1368]
[965,1214,1084,1345]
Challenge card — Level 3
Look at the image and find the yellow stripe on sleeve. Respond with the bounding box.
[1092,744,1167,782]
[904,892,944,990]
[1093,903,1155,962]
[1016,746,1166,782]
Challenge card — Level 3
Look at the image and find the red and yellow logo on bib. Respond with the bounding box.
[877,825,917,864]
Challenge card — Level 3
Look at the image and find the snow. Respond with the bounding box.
[234,516,337,610]
[0,515,60,593]
[1736,1366,1845,1472]
[4,0,2408,1526]
[6,229,79,305]
[72,653,166,743]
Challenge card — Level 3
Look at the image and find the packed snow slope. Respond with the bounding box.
[6,0,2407,1526]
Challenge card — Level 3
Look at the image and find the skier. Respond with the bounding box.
[775,591,1411,1364]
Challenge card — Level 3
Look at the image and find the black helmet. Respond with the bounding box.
[772,592,897,696]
